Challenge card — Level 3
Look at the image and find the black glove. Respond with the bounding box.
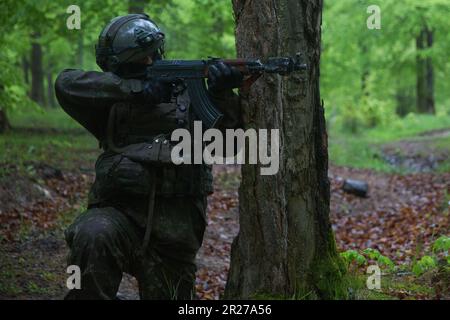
[207,61,243,95]
[141,78,174,105]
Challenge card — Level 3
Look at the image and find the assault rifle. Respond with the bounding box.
[145,53,307,128]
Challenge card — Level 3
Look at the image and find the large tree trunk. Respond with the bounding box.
[128,0,147,13]
[30,32,45,106]
[416,25,435,114]
[225,0,345,299]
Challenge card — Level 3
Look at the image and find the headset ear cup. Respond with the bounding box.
[154,42,165,60]
[160,42,165,57]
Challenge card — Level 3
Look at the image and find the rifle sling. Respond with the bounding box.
[142,169,156,254]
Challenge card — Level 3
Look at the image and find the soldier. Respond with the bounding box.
[55,13,242,300]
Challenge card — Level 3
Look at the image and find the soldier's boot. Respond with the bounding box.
[64,207,140,300]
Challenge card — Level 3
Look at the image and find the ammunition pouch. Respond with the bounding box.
[91,152,150,201]
[121,134,174,166]
[88,90,213,207]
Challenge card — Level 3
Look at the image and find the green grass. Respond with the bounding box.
[249,274,428,300]
[344,275,394,300]
[357,113,450,141]
[0,246,67,299]
[8,107,84,130]
[0,108,98,174]
[329,113,450,172]
[346,273,440,300]
[0,207,80,299]
[432,136,450,172]
[329,135,392,171]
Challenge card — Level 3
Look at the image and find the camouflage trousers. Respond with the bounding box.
[64,196,207,300]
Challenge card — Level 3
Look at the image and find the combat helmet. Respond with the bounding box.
[95,13,165,73]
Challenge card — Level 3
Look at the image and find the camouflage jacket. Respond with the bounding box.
[55,69,241,225]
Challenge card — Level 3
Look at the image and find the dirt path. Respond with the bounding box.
[381,128,450,172]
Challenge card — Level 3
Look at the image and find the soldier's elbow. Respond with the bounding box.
[55,70,70,96]
[55,69,80,104]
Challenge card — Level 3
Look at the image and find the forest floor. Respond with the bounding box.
[0,110,449,300]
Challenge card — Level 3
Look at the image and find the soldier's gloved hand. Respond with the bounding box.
[207,61,243,95]
[141,78,174,105]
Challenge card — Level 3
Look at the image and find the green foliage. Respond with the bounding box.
[363,248,395,270]
[322,0,450,132]
[340,248,394,271]
[412,256,437,276]
[432,235,450,253]
[432,235,450,264]
[340,250,367,267]
[411,236,450,276]
[158,0,235,59]
[0,28,34,114]
[339,237,448,280]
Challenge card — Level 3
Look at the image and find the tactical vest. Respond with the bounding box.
[88,87,213,209]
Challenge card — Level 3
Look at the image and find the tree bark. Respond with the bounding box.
[225,0,345,299]
[128,0,147,13]
[30,32,45,106]
[416,25,435,114]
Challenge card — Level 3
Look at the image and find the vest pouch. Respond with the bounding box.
[94,152,152,199]
[121,135,175,166]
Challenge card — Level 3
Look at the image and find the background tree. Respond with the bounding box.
[225,0,346,299]
[0,105,10,133]
[321,0,450,131]
[415,23,435,114]
[30,31,45,106]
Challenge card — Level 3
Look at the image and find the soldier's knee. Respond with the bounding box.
[66,208,120,249]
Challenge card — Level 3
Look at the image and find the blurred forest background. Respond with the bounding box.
[1,0,450,132]
[0,0,449,300]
